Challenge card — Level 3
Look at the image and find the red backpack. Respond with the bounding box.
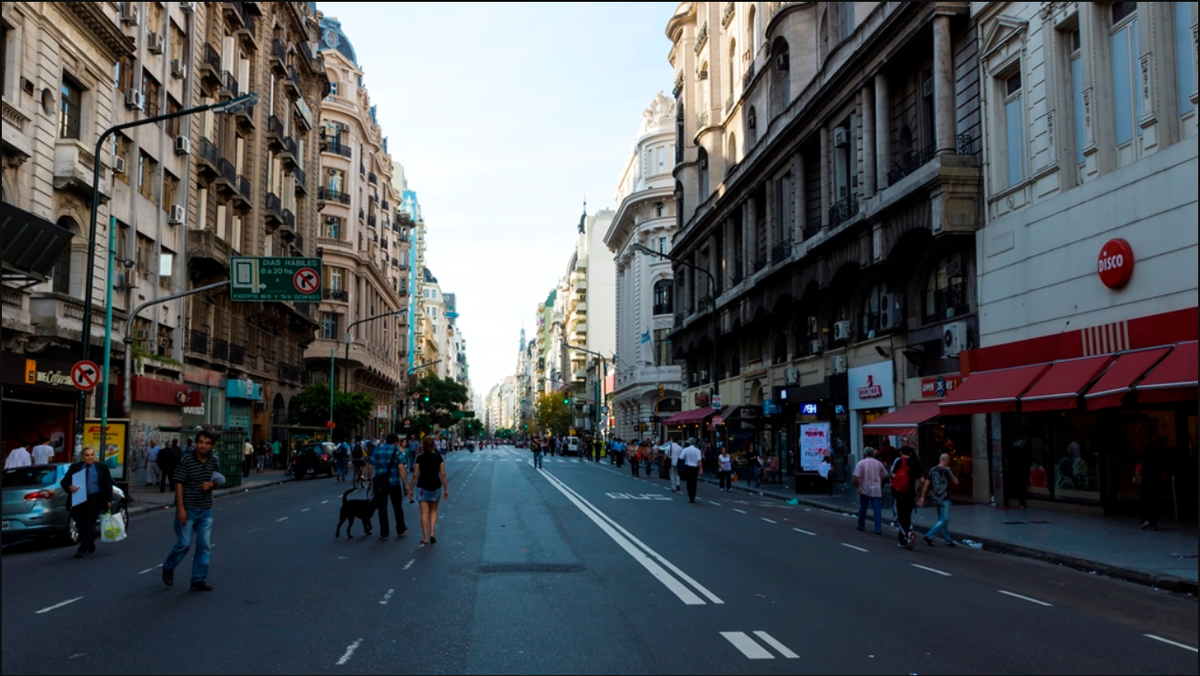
[892,457,911,494]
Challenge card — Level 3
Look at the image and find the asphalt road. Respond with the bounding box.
[3,446,1196,675]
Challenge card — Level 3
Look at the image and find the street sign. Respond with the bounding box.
[71,360,100,391]
[230,257,323,302]
[712,394,722,410]
[452,411,465,420]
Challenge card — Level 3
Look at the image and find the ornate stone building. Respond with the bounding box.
[667,2,984,494]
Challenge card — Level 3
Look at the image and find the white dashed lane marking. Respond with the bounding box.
[35,597,84,615]
[276,517,288,522]
[1144,634,1198,653]
[912,564,951,577]
[761,518,777,524]
[998,590,1052,607]
[840,543,868,553]
[733,509,747,514]
[793,528,816,536]
[336,639,363,666]
[720,631,799,660]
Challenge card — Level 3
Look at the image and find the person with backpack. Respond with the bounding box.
[333,440,350,482]
[890,445,928,549]
[367,433,411,541]
[351,436,367,486]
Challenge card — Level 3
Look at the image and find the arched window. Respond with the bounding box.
[653,280,674,315]
[860,281,889,337]
[773,325,789,364]
[726,133,737,172]
[697,147,709,199]
[771,38,791,115]
[747,106,757,146]
[728,39,737,102]
[923,252,967,322]
[795,314,821,357]
[675,180,685,230]
[746,6,757,57]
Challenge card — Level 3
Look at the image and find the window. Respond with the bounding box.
[728,39,737,101]
[658,236,668,254]
[52,245,71,295]
[171,22,185,64]
[1175,2,1195,117]
[321,313,340,340]
[116,55,135,93]
[328,81,338,97]
[148,2,163,32]
[142,70,161,118]
[653,280,674,315]
[329,267,344,291]
[136,234,154,273]
[59,73,83,139]
[1068,29,1086,170]
[324,215,342,239]
[795,315,820,357]
[838,2,856,41]
[138,152,158,201]
[163,171,179,209]
[745,6,757,58]
[327,169,345,194]
[747,106,757,146]
[697,147,709,199]
[166,96,182,137]
[114,134,132,185]
[1001,70,1026,188]
[653,329,672,367]
[1109,2,1142,147]
[923,252,968,322]
[860,281,888,337]
[159,249,174,291]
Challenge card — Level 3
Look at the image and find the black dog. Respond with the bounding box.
[335,488,376,539]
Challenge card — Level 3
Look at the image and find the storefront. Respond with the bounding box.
[848,362,896,465]
[782,375,850,483]
[949,308,1197,517]
[1,353,93,462]
[663,407,715,443]
[225,378,263,442]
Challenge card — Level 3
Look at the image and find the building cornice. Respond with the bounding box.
[60,2,135,61]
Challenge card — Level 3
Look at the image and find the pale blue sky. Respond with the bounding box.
[323,2,678,397]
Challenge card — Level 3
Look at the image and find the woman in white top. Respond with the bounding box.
[717,448,733,492]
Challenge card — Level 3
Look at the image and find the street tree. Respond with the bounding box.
[287,384,375,441]
[534,392,572,437]
[415,374,470,431]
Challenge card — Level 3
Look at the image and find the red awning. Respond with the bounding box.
[1018,355,1115,412]
[1084,347,1172,410]
[663,408,714,427]
[939,363,1052,416]
[1135,341,1197,404]
[862,401,941,436]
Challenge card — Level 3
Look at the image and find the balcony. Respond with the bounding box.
[229,344,246,366]
[753,253,768,273]
[265,192,284,226]
[52,140,111,203]
[188,227,232,274]
[270,39,287,75]
[266,115,284,149]
[199,44,221,87]
[828,193,860,230]
[220,71,238,99]
[653,303,674,316]
[280,135,299,170]
[223,1,245,30]
[189,330,209,356]
[196,137,219,178]
[771,239,793,265]
[324,288,349,302]
[283,66,301,98]
[924,283,969,323]
[367,215,377,228]
[282,208,295,232]
[234,175,252,210]
[278,363,302,382]
[368,173,378,185]
[29,293,118,346]
[235,9,256,49]
[318,187,350,205]
[293,167,307,194]
[215,157,237,195]
[292,235,305,257]
[324,141,352,159]
[212,338,229,361]
[802,222,822,240]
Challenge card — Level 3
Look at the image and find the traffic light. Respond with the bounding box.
[657,384,665,397]
[562,395,570,405]
[422,391,430,403]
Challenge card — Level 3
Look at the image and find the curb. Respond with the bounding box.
[697,476,1198,596]
[126,476,294,518]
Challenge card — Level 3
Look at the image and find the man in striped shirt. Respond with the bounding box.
[162,428,221,591]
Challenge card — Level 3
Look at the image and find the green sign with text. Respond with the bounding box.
[230,257,323,302]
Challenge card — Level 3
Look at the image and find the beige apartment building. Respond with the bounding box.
[303,16,410,414]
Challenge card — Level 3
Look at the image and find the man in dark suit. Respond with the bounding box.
[60,446,114,558]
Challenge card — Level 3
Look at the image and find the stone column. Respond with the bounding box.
[707,232,719,295]
[744,198,757,270]
[933,13,955,154]
[874,72,891,189]
[795,150,807,237]
[861,85,876,198]
[723,219,736,287]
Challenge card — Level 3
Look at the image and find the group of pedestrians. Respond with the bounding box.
[3,438,56,468]
[853,445,959,549]
[366,434,449,546]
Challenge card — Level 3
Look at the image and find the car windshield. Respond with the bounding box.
[3,467,58,488]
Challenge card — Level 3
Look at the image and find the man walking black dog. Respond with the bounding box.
[368,433,411,540]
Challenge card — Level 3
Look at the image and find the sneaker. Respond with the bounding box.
[924,536,936,547]
[190,581,214,592]
[906,532,917,550]
[398,529,410,537]
[162,568,174,587]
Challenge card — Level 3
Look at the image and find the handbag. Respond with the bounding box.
[100,511,127,542]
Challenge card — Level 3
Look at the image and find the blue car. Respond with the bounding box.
[2,464,129,545]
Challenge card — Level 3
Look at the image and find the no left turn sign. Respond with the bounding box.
[71,360,100,391]
[293,267,320,294]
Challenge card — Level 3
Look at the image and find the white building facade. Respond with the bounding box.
[606,93,685,440]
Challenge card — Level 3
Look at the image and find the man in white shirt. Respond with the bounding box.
[31,438,56,465]
[664,439,684,492]
[5,444,32,469]
[680,438,704,503]
[146,442,162,486]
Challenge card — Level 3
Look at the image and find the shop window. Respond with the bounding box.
[923,252,967,323]
[860,281,888,337]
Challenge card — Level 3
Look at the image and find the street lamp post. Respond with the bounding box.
[569,345,610,441]
[78,93,259,449]
[343,308,408,396]
[631,243,721,444]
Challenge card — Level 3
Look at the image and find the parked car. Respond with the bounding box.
[288,442,336,480]
[2,464,129,545]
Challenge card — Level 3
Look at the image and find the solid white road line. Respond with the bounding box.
[998,590,1053,607]
[335,639,363,666]
[753,631,799,659]
[720,632,774,660]
[35,597,84,615]
[912,564,952,577]
[761,518,778,524]
[276,517,288,522]
[793,528,817,536]
[840,543,868,553]
[709,501,721,506]
[380,589,394,605]
[733,508,748,514]
[538,470,722,605]
[1144,634,1198,653]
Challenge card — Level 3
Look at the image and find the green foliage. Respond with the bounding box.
[287,383,375,442]
[494,428,515,440]
[534,392,572,438]
[463,419,484,438]
[414,374,470,431]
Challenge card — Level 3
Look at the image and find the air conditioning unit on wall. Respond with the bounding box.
[880,294,905,331]
[943,321,969,358]
[174,136,191,155]
[833,126,850,148]
[168,205,186,225]
[809,339,824,355]
[833,320,852,342]
[125,89,144,110]
[830,354,848,375]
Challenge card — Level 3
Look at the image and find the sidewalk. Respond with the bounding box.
[700,474,1198,594]
[125,468,292,517]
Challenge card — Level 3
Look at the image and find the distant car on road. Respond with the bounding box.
[565,436,581,456]
[288,442,336,480]
[2,464,129,545]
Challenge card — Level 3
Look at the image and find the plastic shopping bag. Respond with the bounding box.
[100,511,127,543]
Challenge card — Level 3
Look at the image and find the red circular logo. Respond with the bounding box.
[1097,238,1133,289]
